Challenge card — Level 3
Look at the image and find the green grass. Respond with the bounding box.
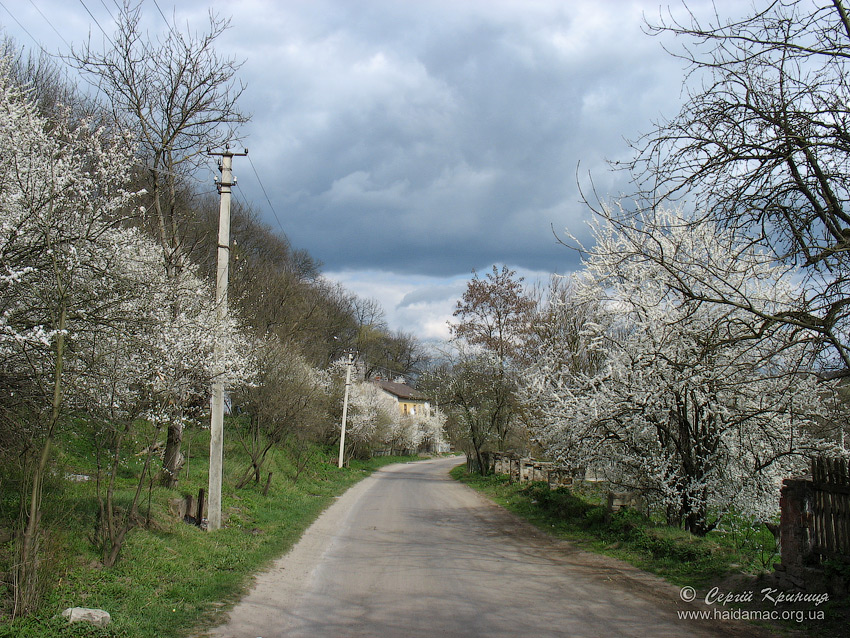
[0,423,422,638]
[452,468,850,636]
[449,467,772,586]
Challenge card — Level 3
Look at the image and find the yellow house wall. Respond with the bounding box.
[376,386,430,417]
[399,400,428,416]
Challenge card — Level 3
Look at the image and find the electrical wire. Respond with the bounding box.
[0,1,54,56]
[247,152,288,238]
[77,0,115,49]
[150,0,182,43]
[233,179,252,213]
[96,0,115,23]
[26,0,72,51]
[151,0,170,29]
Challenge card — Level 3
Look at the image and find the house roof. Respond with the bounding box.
[373,379,428,401]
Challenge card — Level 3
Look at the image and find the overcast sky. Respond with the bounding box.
[0,0,748,342]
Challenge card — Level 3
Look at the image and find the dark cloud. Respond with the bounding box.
[0,0,748,337]
[227,0,728,280]
[399,285,461,308]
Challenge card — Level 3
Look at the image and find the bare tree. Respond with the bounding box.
[72,1,247,272]
[71,1,248,486]
[622,0,850,377]
[232,339,327,489]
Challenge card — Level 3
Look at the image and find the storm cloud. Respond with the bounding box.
[1,0,747,339]
[232,0,680,277]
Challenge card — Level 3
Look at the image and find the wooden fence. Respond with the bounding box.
[811,457,850,563]
[493,453,850,564]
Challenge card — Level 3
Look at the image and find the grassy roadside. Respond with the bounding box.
[451,467,847,636]
[0,425,421,638]
[450,466,746,585]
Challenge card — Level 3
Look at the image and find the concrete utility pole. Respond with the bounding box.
[338,351,354,468]
[208,146,247,531]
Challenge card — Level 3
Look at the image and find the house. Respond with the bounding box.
[373,378,431,418]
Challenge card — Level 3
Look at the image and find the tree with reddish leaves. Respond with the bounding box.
[452,265,536,365]
[441,265,536,472]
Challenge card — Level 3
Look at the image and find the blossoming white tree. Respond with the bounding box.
[530,210,833,534]
[70,225,255,565]
[326,360,447,461]
[413,410,448,454]
[0,53,256,605]
[72,2,249,485]
[0,55,140,611]
[344,380,398,460]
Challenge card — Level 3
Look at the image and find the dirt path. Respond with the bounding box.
[201,456,770,637]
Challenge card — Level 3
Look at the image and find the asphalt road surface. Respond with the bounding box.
[204,456,767,638]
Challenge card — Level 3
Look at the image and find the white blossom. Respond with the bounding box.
[528,209,837,531]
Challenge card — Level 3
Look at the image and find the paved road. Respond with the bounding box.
[204,456,766,638]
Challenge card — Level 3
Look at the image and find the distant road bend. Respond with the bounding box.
[205,456,764,638]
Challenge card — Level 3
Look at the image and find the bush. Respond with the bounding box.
[520,483,594,520]
[582,506,607,528]
[606,509,646,538]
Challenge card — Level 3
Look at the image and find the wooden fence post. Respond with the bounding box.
[196,488,206,527]
[778,478,813,572]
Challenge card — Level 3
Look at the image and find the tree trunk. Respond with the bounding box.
[162,420,184,488]
[101,429,159,567]
[156,163,188,489]
[15,303,65,617]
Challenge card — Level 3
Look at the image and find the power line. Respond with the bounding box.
[150,0,182,43]
[27,0,72,51]
[232,178,252,212]
[96,0,115,24]
[247,152,288,238]
[0,1,54,56]
[77,0,115,49]
[151,0,170,29]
